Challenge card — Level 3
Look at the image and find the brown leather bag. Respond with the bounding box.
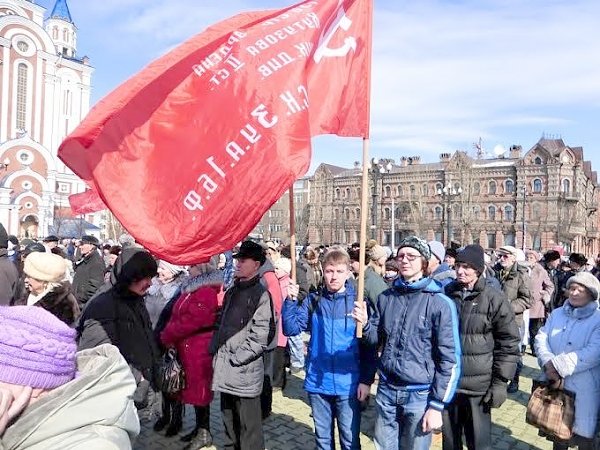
[526,380,575,441]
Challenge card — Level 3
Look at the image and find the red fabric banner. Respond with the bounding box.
[69,190,107,215]
[58,0,372,264]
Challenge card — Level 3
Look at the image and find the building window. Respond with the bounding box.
[334,208,339,219]
[16,63,28,130]
[344,209,350,220]
[472,205,480,220]
[562,179,571,194]
[532,203,541,220]
[434,206,442,220]
[505,180,514,193]
[504,233,516,246]
[63,90,72,116]
[16,149,34,165]
[534,156,542,165]
[24,201,34,209]
[384,207,391,220]
[52,27,58,39]
[63,28,68,41]
[435,182,443,193]
[488,205,496,221]
[487,233,496,249]
[21,180,33,190]
[488,181,497,195]
[58,183,70,194]
[533,178,543,193]
[409,185,416,196]
[397,185,403,196]
[345,187,350,198]
[472,182,480,195]
[422,184,428,196]
[504,205,514,222]
[335,188,340,199]
[533,234,542,250]
[384,185,391,197]
[17,41,28,52]
[355,208,360,218]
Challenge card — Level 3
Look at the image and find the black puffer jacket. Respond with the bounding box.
[494,262,532,327]
[72,250,106,305]
[445,276,521,396]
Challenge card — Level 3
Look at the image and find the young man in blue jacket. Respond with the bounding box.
[283,247,375,450]
[353,236,461,450]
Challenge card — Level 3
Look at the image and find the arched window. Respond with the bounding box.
[504,205,514,222]
[422,184,428,196]
[356,188,361,198]
[533,178,543,193]
[562,179,571,194]
[335,188,340,199]
[473,182,480,195]
[344,208,350,220]
[63,28,68,41]
[534,156,542,165]
[488,181,497,195]
[345,187,350,198]
[435,182,443,193]
[409,185,416,196]
[453,182,461,193]
[384,207,391,220]
[52,26,58,40]
[505,180,514,194]
[334,208,339,219]
[434,206,443,220]
[488,205,496,221]
[384,185,391,197]
[397,185,403,197]
[472,205,480,220]
[355,208,360,219]
[16,63,28,130]
[395,207,401,219]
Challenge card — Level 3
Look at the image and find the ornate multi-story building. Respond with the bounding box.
[308,138,600,255]
[0,0,94,238]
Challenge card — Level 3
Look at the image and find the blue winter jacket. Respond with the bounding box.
[362,276,461,411]
[282,282,376,396]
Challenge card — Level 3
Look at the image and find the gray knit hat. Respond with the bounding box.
[566,272,600,301]
[397,236,431,261]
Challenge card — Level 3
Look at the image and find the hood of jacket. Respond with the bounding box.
[2,344,139,450]
[393,276,442,294]
[181,270,224,293]
[258,259,275,277]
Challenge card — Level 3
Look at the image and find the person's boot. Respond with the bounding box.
[153,394,170,432]
[181,405,204,442]
[184,406,212,449]
[165,401,183,437]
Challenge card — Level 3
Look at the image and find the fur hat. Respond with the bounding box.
[233,240,266,264]
[428,241,445,263]
[569,253,588,267]
[544,250,561,263]
[566,271,600,301]
[456,244,486,274]
[397,236,431,261]
[23,252,67,282]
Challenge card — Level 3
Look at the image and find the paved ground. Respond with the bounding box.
[134,352,553,449]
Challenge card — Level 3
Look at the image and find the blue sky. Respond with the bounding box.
[40,0,600,174]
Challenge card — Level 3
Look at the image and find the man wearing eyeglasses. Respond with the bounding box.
[493,245,532,393]
[353,236,461,450]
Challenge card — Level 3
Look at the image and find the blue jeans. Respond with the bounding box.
[308,393,361,450]
[288,334,305,368]
[374,382,432,450]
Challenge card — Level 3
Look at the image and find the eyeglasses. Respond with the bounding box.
[396,253,421,262]
[498,254,512,259]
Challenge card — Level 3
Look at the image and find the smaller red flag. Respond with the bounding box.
[69,190,106,215]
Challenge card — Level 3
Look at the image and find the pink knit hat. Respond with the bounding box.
[0,306,77,389]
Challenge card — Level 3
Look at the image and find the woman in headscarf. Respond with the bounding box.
[160,257,223,448]
[535,271,600,450]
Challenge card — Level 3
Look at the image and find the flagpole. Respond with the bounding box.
[356,137,370,338]
[289,184,297,282]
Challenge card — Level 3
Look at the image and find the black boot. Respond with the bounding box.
[165,401,183,437]
[184,406,212,449]
[153,393,171,432]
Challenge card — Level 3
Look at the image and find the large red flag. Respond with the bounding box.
[59,0,372,264]
[69,190,107,215]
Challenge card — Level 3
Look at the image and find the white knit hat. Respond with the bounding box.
[23,252,67,282]
[567,271,600,301]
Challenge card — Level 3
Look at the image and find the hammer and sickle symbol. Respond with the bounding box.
[313,1,357,63]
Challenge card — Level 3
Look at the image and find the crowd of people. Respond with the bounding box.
[2,218,600,450]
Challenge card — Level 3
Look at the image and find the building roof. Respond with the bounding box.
[50,0,73,23]
[537,137,566,155]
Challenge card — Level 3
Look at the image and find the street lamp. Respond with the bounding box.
[521,186,527,250]
[437,184,462,247]
[369,158,393,240]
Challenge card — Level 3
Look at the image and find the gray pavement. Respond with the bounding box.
[134,352,553,449]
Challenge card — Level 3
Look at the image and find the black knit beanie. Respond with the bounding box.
[456,244,485,274]
[0,223,8,249]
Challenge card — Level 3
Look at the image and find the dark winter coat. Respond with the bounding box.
[209,275,275,398]
[161,272,222,406]
[362,276,462,412]
[72,250,106,305]
[296,258,322,302]
[0,250,19,305]
[494,262,532,327]
[77,284,162,386]
[35,282,80,327]
[364,265,388,310]
[445,276,521,396]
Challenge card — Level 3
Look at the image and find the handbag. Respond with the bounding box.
[156,348,186,394]
[526,380,575,441]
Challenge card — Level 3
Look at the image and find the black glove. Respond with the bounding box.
[483,378,508,409]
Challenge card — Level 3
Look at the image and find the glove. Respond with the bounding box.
[483,378,508,409]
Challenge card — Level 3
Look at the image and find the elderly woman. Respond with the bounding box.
[22,252,79,326]
[160,258,223,448]
[535,271,600,450]
[525,250,554,357]
[145,260,186,329]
